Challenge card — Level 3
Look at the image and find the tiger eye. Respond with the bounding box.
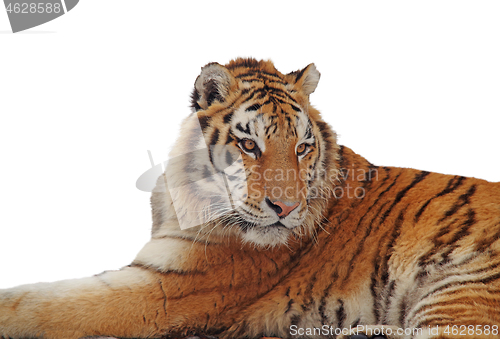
[243,139,255,151]
[297,143,306,155]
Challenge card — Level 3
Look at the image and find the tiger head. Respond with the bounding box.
[152,59,339,247]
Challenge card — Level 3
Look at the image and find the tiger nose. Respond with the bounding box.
[265,197,300,218]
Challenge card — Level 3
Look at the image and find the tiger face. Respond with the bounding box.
[162,59,339,247]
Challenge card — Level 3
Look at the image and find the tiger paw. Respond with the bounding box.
[349,335,387,339]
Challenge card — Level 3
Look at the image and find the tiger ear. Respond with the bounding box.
[287,63,321,96]
[191,62,237,111]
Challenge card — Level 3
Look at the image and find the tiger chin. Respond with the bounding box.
[1,58,500,339]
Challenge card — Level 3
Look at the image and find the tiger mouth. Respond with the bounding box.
[266,221,286,229]
[239,221,287,232]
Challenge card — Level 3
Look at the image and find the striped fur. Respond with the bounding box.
[1,59,499,339]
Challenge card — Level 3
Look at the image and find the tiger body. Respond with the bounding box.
[1,59,500,339]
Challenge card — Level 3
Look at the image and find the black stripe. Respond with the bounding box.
[226,58,262,70]
[198,115,212,132]
[438,184,477,223]
[206,106,230,117]
[316,122,332,143]
[371,208,406,323]
[417,224,452,268]
[343,202,389,284]
[418,207,477,268]
[239,78,264,83]
[210,129,220,145]
[318,270,339,328]
[379,171,430,225]
[399,295,408,326]
[290,67,307,83]
[270,95,288,107]
[438,208,476,265]
[276,89,299,105]
[223,112,233,124]
[378,209,407,323]
[225,133,234,145]
[239,79,286,88]
[311,140,320,177]
[384,280,397,325]
[245,87,299,105]
[415,200,431,223]
[317,121,334,166]
[265,122,278,136]
[369,274,380,322]
[269,90,297,105]
[336,299,346,329]
[315,120,329,133]
[415,176,466,222]
[207,129,220,165]
[354,168,394,233]
[381,208,407,285]
[318,286,332,326]
[239,89,258,106]
[343,171,400,282]
[259,99,272,107]
[305,124,313,139]
[240,75,285,85]
[235,69,284,81]
[235,122,251,135]
[475,222,500,253]
[245,103,262,112]
[337,145,345,170]
[284,299,294,314]
[190,88,201,111]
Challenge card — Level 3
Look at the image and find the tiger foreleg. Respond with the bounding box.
[0,266,169,339]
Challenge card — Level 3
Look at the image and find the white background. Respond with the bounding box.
[0,1,499,289]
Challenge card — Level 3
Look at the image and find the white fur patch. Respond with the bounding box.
[133,237,191,272]
[296,111,315,145]
[231,108,266,154]
[241,225,292,248]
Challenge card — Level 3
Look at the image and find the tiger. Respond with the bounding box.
[1,58,500,339]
